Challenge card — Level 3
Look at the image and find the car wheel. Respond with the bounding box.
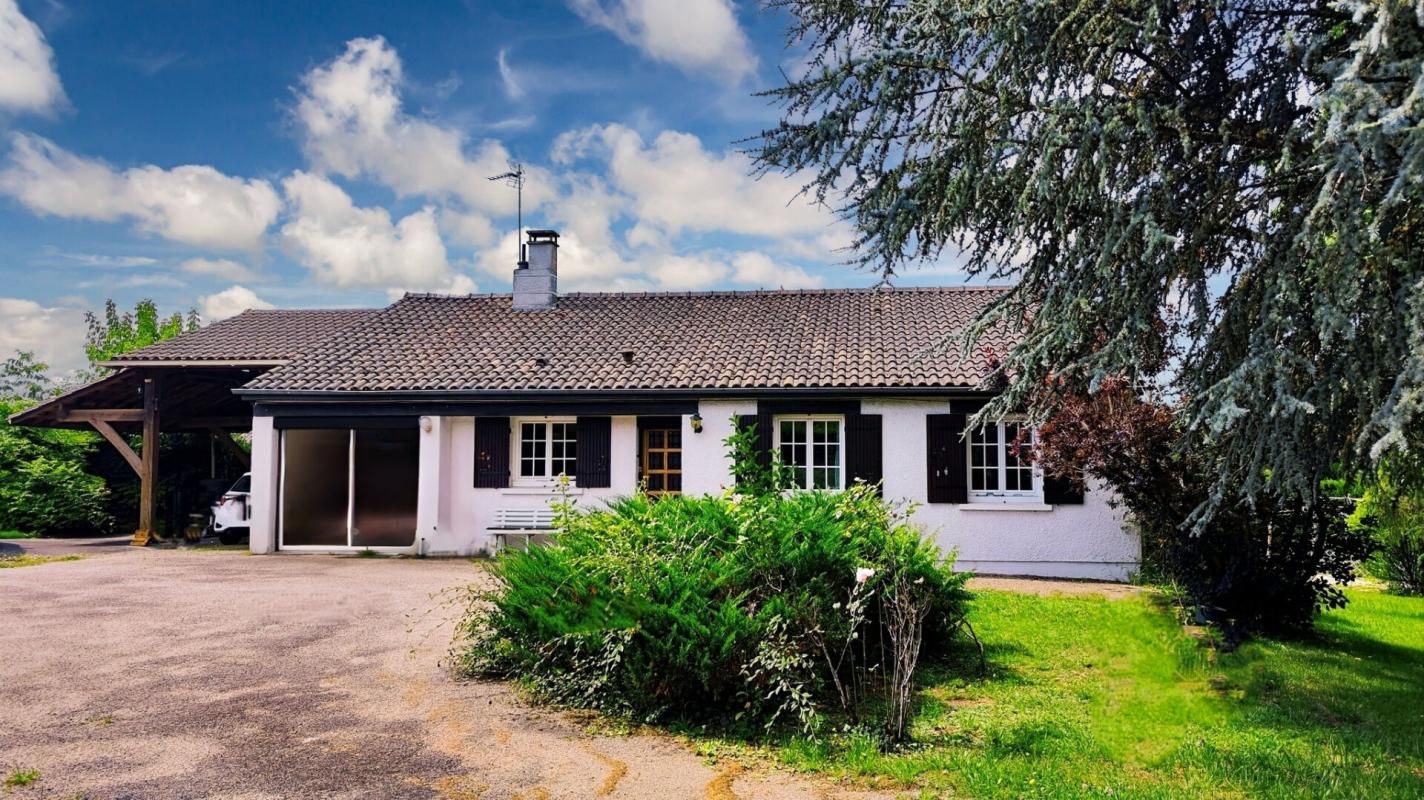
[218,527,250,546]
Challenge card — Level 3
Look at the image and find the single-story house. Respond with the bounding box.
[13,230,1136,579]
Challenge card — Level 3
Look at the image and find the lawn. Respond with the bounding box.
[0,530,37,539]
[748,588,1424,799]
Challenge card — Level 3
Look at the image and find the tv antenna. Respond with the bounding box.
[488,162,526,267]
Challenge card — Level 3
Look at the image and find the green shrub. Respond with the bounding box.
[455,430,971,740]
[1350,477,1424,596]
[0,398,112,536]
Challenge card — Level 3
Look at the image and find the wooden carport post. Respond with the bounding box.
[133,375,161,546]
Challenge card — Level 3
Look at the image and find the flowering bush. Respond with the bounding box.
[454,424,971,740]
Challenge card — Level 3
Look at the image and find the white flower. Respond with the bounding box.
[855,567,876,584]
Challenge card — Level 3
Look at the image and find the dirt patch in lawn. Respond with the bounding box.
[968,574,1145,598]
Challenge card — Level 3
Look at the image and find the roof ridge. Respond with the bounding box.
[399,285,1013,302]
[242,307,379,313]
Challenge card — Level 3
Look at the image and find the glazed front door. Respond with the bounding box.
[640,427,683,495]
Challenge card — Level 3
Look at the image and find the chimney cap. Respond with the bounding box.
[527,229,559,242]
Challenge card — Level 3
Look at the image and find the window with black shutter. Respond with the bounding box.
[774,415,846,489]
[927,413,968,503]
[511,417,578,485]
[473,417,510,488]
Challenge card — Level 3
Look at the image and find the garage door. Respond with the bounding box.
[279,425,420,550]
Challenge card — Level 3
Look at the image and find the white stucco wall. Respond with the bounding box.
[256,399,1138,579]
[863,399,1138,581]
[248,415,278,554]
[422,415,642,556]
[423,403,756,555]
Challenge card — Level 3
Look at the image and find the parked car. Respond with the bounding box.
[209,473,252,545]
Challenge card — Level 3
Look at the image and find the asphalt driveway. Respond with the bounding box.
[0,549,885,800]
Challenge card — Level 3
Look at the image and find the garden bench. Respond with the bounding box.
[489,507,560,552]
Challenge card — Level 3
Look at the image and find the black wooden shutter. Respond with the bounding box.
[846,413,883,491]
[927,413,968,503]
[733,414,772,485]
[1043,472,1085,505]
[575,416,612,488]
[474,417,510,488]
[754,408,775,469]
[734,413,773,471]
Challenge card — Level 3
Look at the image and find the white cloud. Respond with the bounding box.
[76,273,187,290]
[0,297,86,374]
[280,170,473,293]
[497,47,524,99]
[0,133,281,251]
[199,285,273,322]
[0,0,66,114]
[476,230,824,293]
[439,208,497,248]
[729,252,824,289]
[54,251,160,268]
[553,124,834,242]
[476,230,650,292]
[567,0,756,83]
[547,174,626,250]
[179,257,260,282]
[293,37,553,215]
[647,253,730,289]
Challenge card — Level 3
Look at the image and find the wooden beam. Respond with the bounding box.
[134,376,161,546]
[88,419,142,478]
[175,416,252,430]
[208,427,251,469]
[64,409,145,423]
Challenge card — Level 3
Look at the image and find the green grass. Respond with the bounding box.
[4,768,40,787]
[0,553,82,569]
[0,530,37,539]
[755,588,1424,799]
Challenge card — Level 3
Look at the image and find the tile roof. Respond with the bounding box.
[107,308,378,363]
[243,287,1018,394]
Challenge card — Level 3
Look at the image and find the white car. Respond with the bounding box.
[209,473,252,545]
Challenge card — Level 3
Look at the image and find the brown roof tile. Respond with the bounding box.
[244,287,1018,394]
[107,309,378,363]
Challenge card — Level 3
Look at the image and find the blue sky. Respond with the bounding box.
[0,0,964,372]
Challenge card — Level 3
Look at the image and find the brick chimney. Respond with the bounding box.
[513,229,558,310]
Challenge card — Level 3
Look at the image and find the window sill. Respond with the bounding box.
[500,486,584,496]
[957,503,1054,512]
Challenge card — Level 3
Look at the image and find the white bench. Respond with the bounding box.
[489,507,561,552]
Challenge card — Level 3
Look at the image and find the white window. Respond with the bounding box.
[774,415,844,490]
[514,417,577,485]
[968,421,1041,503]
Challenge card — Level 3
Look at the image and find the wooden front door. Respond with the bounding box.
[641,427,683,495]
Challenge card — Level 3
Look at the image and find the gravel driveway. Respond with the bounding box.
[0,549,887,800]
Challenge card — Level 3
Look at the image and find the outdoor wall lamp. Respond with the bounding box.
[690,412,704,434]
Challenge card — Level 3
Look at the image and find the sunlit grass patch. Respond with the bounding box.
[759,588,1424,799]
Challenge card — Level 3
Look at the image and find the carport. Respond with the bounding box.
[8,308,375,544]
